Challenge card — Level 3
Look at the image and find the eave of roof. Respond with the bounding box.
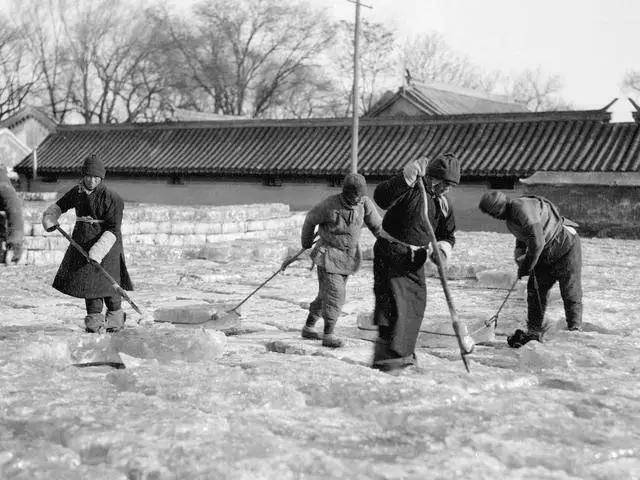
[14,110,636,179]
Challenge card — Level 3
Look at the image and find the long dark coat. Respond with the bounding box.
[53,183,133,298]
[372,175,456,362]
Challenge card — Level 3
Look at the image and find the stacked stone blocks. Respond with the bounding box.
[18,201,305,265]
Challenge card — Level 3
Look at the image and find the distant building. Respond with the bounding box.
[367,81,527,117]
[0,129,30,176]
[0,106,57,180]
[0,106,57,150]
[13,104,640,235]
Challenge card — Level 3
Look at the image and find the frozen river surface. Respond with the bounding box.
[1,231,639,479]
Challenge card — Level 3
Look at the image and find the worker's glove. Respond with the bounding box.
[514,254,529,278]
[280,255,296,272]
[402,157,428,187]
[513,246,524,260]
[42,204,62,233]
[408,246,427,268]
[5,242,24,264]
[42,216,59,233]
[517,263,531,279]
[429,240,452,266]
[88,231,116,265]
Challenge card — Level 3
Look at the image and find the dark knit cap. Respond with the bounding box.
[479,191,508,216]
[342,173,367,197]
[427,152,460,184]
[81,154,106,178]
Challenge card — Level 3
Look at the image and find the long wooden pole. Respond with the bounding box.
[350,0,361,174]
[417,179,474,372]
[348,0,371,173]
[55,225,143,316]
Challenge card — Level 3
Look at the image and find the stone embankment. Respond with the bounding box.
[16,193,305,266]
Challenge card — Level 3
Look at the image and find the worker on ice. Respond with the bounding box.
[371,153,460,372]
[41,154,133,333]
[0,167,24,265]
[290,173,382,348]
[478,191,582,347]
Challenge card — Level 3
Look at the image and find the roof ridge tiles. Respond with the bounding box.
[53,108,611,133]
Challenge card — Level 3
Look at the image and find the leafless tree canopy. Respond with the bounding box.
[505,68,572,111]
[622,70,640,107]
[2,0,574,123]
[0,16,39,121]
[402,33,499,94]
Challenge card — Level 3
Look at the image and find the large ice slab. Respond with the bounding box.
[68,327,227,365]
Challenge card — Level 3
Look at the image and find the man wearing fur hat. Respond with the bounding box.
[0,167,24,265]
[292,173,382,348]
[478,191,582,347]
[42,154,133,333]
[371,153,460,372]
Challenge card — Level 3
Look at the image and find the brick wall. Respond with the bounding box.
[522,184,640,238]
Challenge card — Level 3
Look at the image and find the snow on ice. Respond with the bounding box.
[0,231,639,479]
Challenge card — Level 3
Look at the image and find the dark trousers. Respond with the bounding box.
[85,296,122,314]
[528,227,582,331]
[372,238,428,368]
[307,266,348,335]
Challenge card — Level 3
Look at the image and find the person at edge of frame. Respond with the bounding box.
[0,167,24,265]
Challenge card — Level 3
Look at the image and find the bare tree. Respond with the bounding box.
[328,20,399,116]
[0,16,38,121]
[622,70,640,105]
[58,0,165,123]
[504,67,572,111]
[401,33,499,94]
[265,66,344,119]
[10,0,75,122]
[160,0,335,118]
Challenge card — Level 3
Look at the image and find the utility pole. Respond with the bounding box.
[347,0,372,174]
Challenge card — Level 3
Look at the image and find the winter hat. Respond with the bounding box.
[426,152,460,184]
[81,154,106,178]
[479,191,508,217]
[342,173,367,197]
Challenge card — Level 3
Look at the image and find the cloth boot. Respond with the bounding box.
[322,334,344,348]
[507,323,549,348]
[85,313,105,333]
[301,313,322,340]
[105,309,126,333]
[321,318,343,348]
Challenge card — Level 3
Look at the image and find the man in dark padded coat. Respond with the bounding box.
[371,153,462,372]
[42,154,133,333]
[0,167,24,264]
[294,173,382,348]
[479,191,582,348]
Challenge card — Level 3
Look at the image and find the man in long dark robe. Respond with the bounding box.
[371,153,460,372]
[0,167,24,264]
[42,155,133,333]
[478,191,582,347]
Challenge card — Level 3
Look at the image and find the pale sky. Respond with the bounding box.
[324,0,640,121]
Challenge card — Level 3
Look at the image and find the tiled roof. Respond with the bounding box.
[367,82,528,117]
[14,109,640,179]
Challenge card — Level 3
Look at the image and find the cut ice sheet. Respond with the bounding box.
[68,328,227,364]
